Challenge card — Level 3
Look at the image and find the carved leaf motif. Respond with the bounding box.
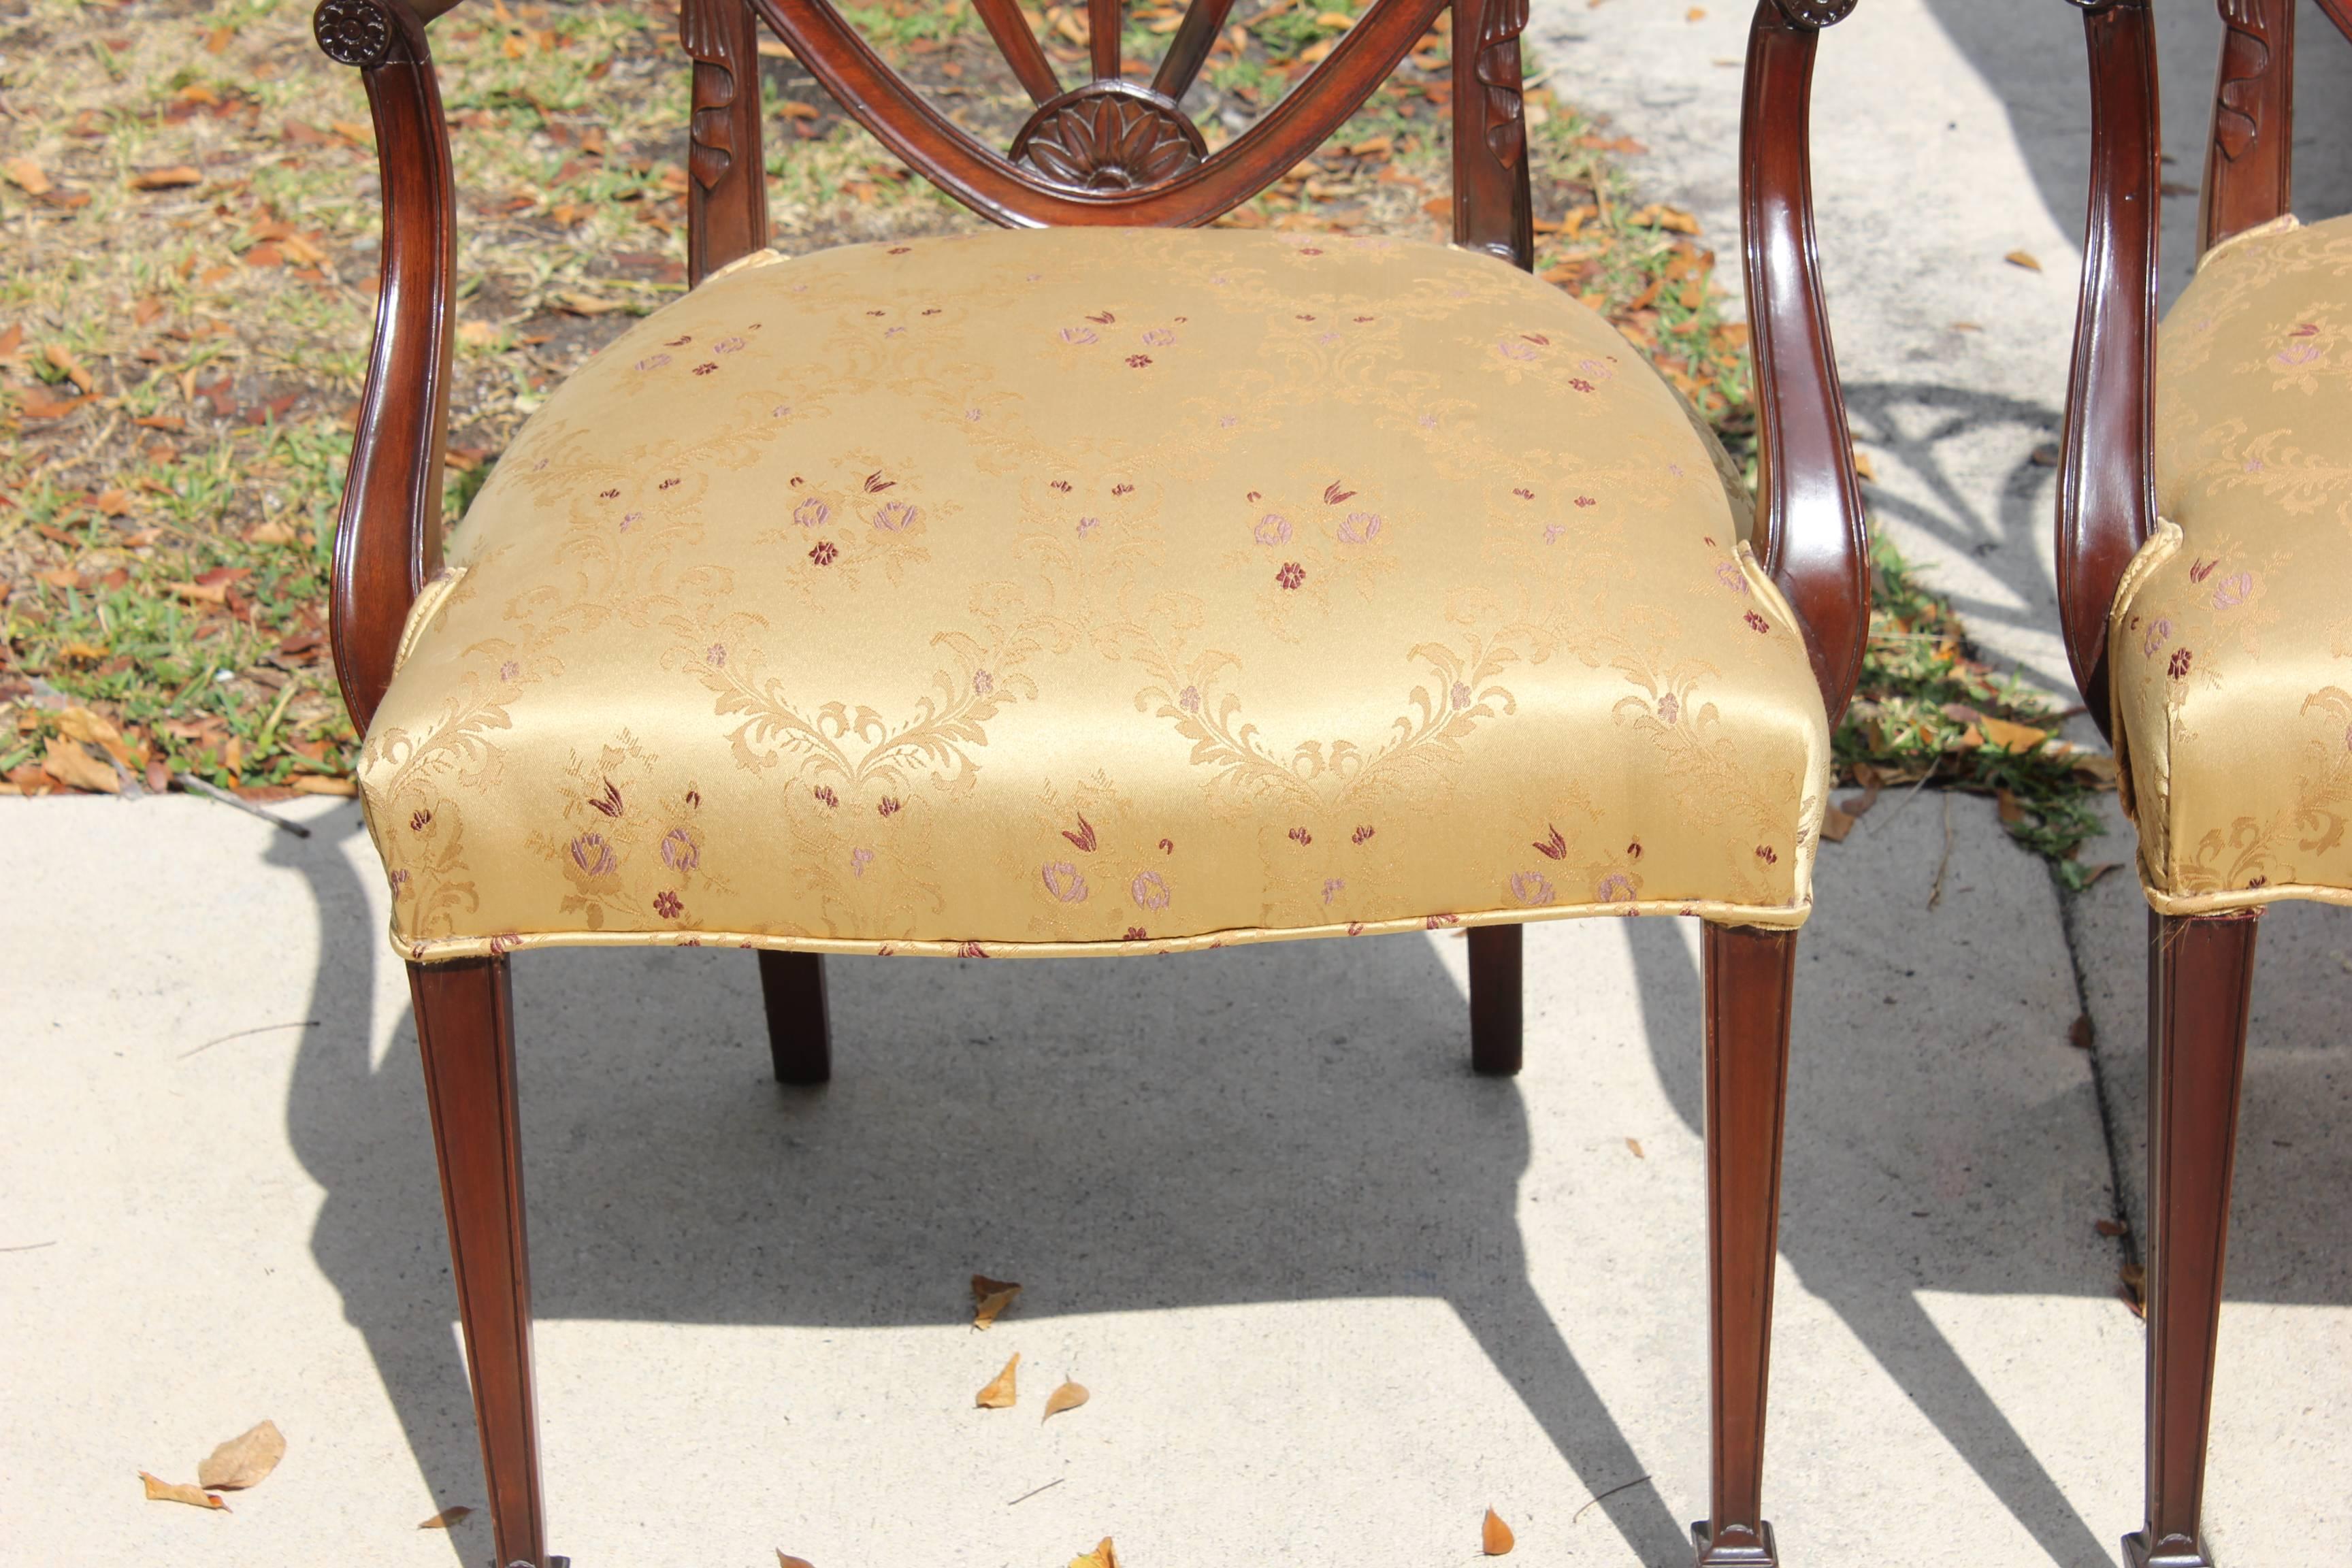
[1017,90,1204,193]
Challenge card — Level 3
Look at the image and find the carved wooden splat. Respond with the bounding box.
[1011,82,1209,191]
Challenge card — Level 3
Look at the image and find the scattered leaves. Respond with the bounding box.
[128,165,203,191]
[977,1352,1020,1409]
[1070,1539,1121,1568]
[197,1420,285,1490]
[3,155,53,194]
[2095,1216,2129,1238]
[2068,1014,2094,1051]
[2004,249,2043,272]
[777,1554,815,1568]
[419,1504,475,1529]
[1043,1378,1090,1421]
[140,1471,227,1510]
[971,1273,1022,1329]
[1624,1137,1644,1158]
[1484,1507,1517,1554]
[43,737,120,794]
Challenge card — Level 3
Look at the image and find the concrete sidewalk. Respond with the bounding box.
[7,790,2137,1567]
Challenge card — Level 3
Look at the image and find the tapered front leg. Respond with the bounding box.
[408,956,554,1568]
[1693,922,1797,1567]
[757,951,832,1085]
[1469,924,1524,1075]
[2126,911,2259,1568]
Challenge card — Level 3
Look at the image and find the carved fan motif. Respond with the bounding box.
[1011,84,1208,193]
[313,0,394,66]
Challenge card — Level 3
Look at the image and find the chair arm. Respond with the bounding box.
[312,0,459,734]
[2057,0,2159,738]
[1740,0,1869,724]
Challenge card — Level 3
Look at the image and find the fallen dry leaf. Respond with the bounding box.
[54,706,124,748]
[290,775,358,797]
[1069,1539,1120,1568]
[972,1273,1022,1328]
[44,738,121,794]
[97,487,134,516]
[1043,1378,1090,1421]
[2119,1260,2146,1317]
[1995,787,2025,824]
[1978,715,2051,754]
[554,290,629,316]
[2095,1216,2129,1239]
[2068,1014,2095,1051]
[419,1504,474,1529]
[1624,1137,1645,1160]
[456,320,500,348]
[977,1352,1020,1409]
[45,344,95,393]
[3,155,52,194]
[130,165,203,191]
[140,1471,227,1510]
[2004,249,2043,272]
[1850,446,1877,483]
[1816,802,1857,843]
[1484,1506,1516,1554]
[777,1554,815,1568]
[197,1419,284,1490]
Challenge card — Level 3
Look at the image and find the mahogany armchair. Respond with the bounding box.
[312,0,1867,1561]
[2058,2,2352,1564]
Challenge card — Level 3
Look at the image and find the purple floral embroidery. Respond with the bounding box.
[1288,826,1313,846]
[1158,836,1175,854]
[1042,861,1090,902]
[1744,610,1770,634]
[1060,326,1098,345]
[772,404,793,419]
[715,336,746,354]
[1351,824,1375,845]
[808,540,838,566]
[1597,873,1636,902]
[1451,682,1473,710]
[1512,871,1557,906]
[1126,353,1153,368]
[619,510,642,532]
[1131,870,1172,910]
[2142,617,2172,657]
[1755,845,1779,865]
[870,500,919,532]
[1575,495,1597,508]
[500,660,521,682]
[1533,825,1567,860]
[1077,517,1100,537]
[1569,378,1595,393]
[1716,561,1750,593]
[1543,524,1567,544]
[706,644,726,667]
[1254,514,1293,545]
[793,497,830,529]
[851,847,875,879]
[410,808,433,832]
[660,828,699,871]
[1322,878,1345,903]
[2190,557,2217,584]
[1142,327,1175,346]
[569,832,617,877]
[2168,647,2194,680]
[1657,693,1680,724]
[1124,926,1149,941]
[1337,512,1382,544]
[878,796,902,817]
[813,785,838,808]
[691,363,718,376]
[2210,572,2253,610]
[659,477,681,491]
[1498,339,1539,361]
[1276,561,1305,590]
[973,670,995,696]
[654,890,683,919]
[634,354,671,372]
[1178,685,1202,712]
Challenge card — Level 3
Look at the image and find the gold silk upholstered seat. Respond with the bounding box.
[361,228,1831,962]
[2108,213,2352,912]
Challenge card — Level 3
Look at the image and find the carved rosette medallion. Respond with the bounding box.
[313,0,394,67]
[1011,84,1207,193]
[1770,0,1857,24]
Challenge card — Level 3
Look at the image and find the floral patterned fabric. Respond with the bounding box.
[360,229,1831,963]
[2113,214,2352,913]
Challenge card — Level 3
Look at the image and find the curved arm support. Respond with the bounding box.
[1740,1,1867,723]
[2324,0,2352,46]
[316,0,457,734]
[2057,0,2159,738]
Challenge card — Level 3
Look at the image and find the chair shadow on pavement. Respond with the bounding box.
[272,808,1690,1565]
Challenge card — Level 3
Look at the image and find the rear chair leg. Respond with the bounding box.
[1469,924,1523,1075]
[2126,911,2259,1568]
[1693,922,1797,1567]
[408,956,558,1568]
[758,951,832,1085]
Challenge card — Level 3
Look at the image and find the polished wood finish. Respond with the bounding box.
[682,0,770,285]
[1468,924,1524,1075]
[1451,0,1535,268]
[316,0,453,734]
[1741,1,1868,722]
[2200,0,2294,255]
[2123,912,2259,1568]
[408,956,551,1568]
[316,1,1867,1560]
[2056,0,2160,741]
[1692,924,1797,1568]
[757,950,832,1085]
